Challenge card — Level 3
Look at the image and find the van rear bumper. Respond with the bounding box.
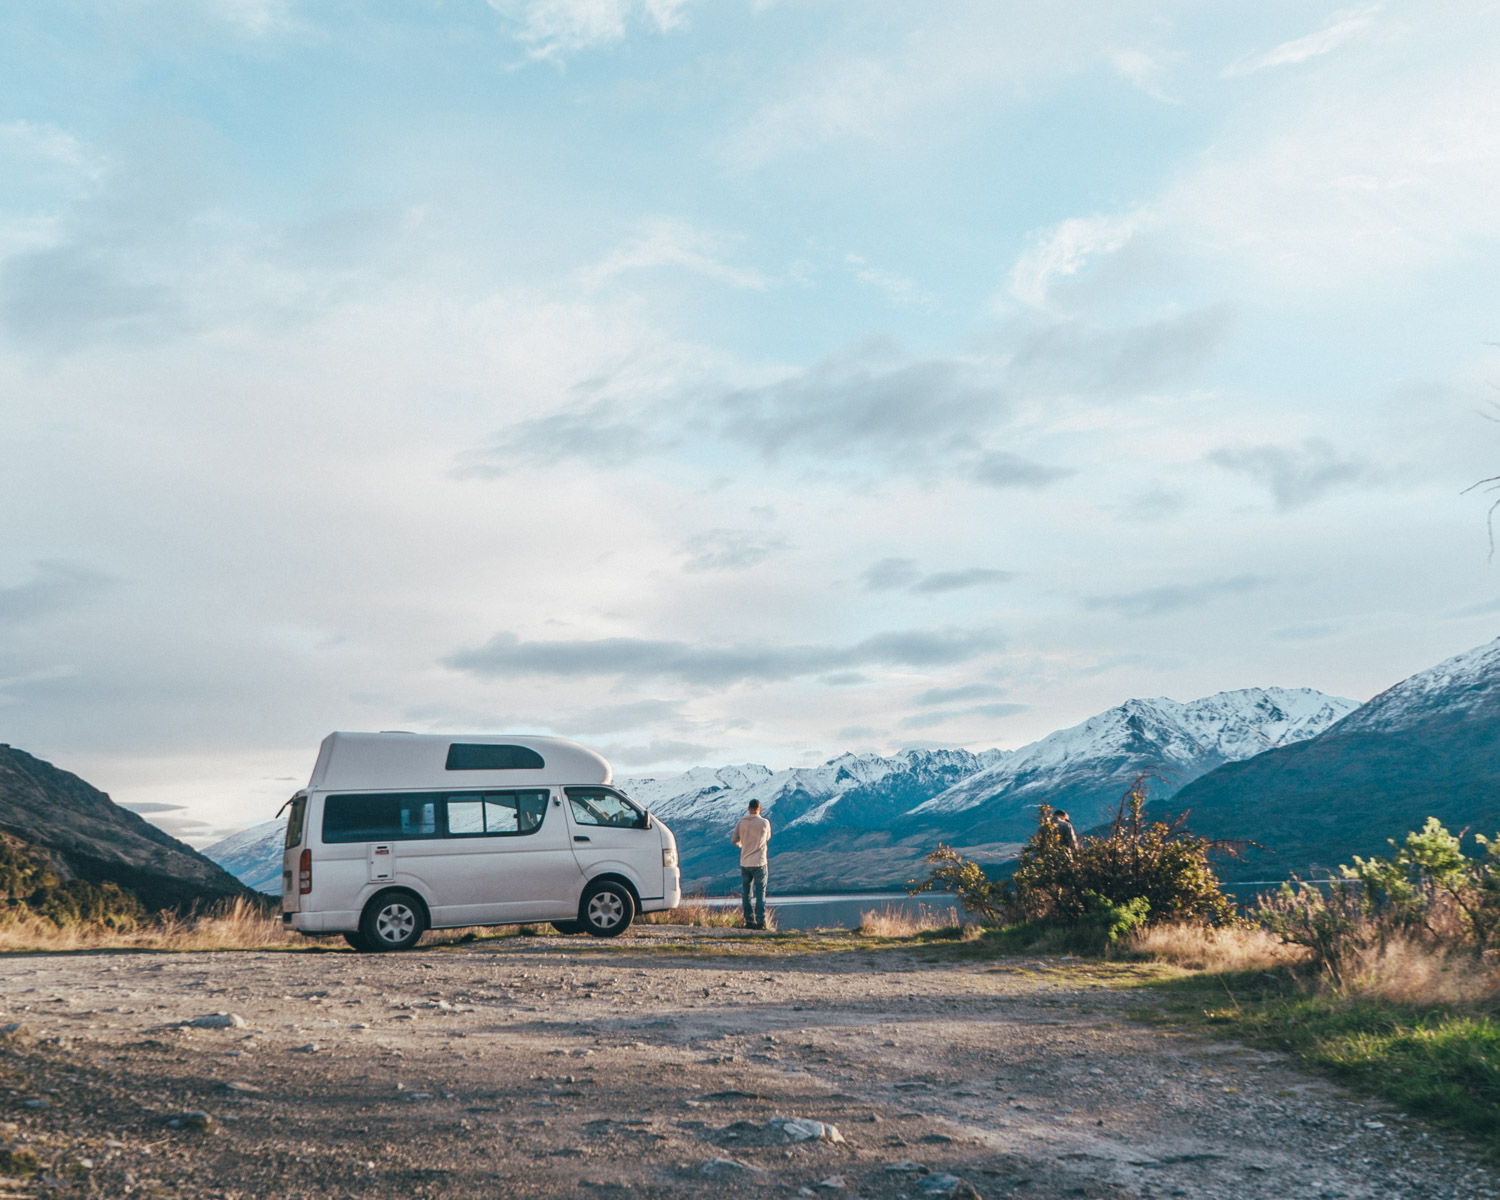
[283,910,359,933]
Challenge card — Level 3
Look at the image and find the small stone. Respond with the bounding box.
[22,1098,50,1110]
[815,1176,846,1190]
[293,1043,320,1053]
[701,1157,765,1178]
[773,1117,844,1143]
[178,1111,215,1132]
[189,1013,247,1029]
[405,1092,434,1102]
[918,1174,977,1198]
[0,1023,27,1037]
[886,1161,929,1173]
[224,1081,261,1093]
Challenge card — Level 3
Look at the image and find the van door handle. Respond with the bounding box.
[573,835,591,843]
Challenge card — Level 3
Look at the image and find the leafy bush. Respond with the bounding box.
[911,774,1239,939]
[1256,818,1500,985]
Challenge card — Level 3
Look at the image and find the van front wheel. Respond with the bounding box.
[360,892,427,952]
[581,882,634,938]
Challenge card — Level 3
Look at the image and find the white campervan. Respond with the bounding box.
[280,732,681,951]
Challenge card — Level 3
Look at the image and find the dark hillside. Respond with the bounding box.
[1165,638,1500,880]
[0,744,253,910]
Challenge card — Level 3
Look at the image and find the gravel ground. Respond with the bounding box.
[0,927,1493,1199]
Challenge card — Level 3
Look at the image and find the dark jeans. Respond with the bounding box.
[740,865,767,926]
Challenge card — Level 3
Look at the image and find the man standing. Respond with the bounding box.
[731,799,772,930]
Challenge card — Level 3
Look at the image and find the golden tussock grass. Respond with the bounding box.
[1331,934,1500,1007]
[857,902,964,938]
[1123,921,1308,973]
[0,897,292,954]
[641,896,776,929]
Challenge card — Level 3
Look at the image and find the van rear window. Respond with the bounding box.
[445,743,545,771]
[283,796,307,849]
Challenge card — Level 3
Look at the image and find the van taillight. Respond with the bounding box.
[298,849,312,895]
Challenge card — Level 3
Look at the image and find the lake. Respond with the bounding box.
[701,892,961,931]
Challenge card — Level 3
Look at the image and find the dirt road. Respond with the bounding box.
[0,928,1490,1199]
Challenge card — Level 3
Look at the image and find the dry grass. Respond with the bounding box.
[857,902,963,938]
[640,896,777,930]
[1331,934,1500,1007]
[0,898,293,954]
[1124,921,1308,973]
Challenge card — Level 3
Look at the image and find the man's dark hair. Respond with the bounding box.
[1054,810,1070,820]
[747,800,761,812]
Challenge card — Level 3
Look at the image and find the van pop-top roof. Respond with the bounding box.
[306,732,613,792]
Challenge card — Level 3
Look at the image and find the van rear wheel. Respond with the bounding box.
[359,891,427,952]
[580,881,634,938]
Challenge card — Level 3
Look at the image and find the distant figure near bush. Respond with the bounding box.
[1053,809,1081,852]
[911,774,1242,949]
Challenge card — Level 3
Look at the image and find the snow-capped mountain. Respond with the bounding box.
[623,748,1008,829]
[201,680,1360,894]
[1170,637,1500,881]
[1333,637,1500,735]
[910,687,1358,838]
[202,820,286,894]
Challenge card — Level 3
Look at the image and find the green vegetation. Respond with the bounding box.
[0,833,145,930]
[911,774,1238,952]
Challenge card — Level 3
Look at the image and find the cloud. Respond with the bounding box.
[454,399,666,476]
[712,352,1005,460]
[900,701,1029,730]
[1083,575,1272,619]
[117,802,188,814]
[1009,213,1144,310]
[602,738,717,770]
[843,254,934,309]
[445,626,1003,686]
[1267,621,1345,641]
[911,568,1016,594]
[1222,6,1382,79]
[970,452,1073,490]
[569,699,681,733]
[580,218,770,292]
[463,314,1224,482]
[860,559,1015,594]
[912,682,1008,707]
[679,528,788,573]
[488,0,695,61]
[1208,439,1374,510]
[860,558,921,592]
[0,561,114,626]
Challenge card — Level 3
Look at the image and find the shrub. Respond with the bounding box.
[1255,818,1500,991]
[911,773,1240,936]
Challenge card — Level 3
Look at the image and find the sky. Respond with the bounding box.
[3,0,1500,846]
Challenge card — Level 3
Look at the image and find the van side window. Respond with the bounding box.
[322,794,439,843]
[445,744,545,771]
[566,788,647,829]
[443,791,548,838]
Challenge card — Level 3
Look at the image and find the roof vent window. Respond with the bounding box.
[445,743,546,771]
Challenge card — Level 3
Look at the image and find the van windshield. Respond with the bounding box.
[283,796,307,849]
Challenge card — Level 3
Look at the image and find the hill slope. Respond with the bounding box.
[1166,639,1500,879]
[0,744,252,910]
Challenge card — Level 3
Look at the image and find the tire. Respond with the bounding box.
[550,920,586,935]
[580,881,634,938]
[342,931,371,951]
[359,891,427,952]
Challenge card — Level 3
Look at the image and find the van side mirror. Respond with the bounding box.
[644,812,653,829]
